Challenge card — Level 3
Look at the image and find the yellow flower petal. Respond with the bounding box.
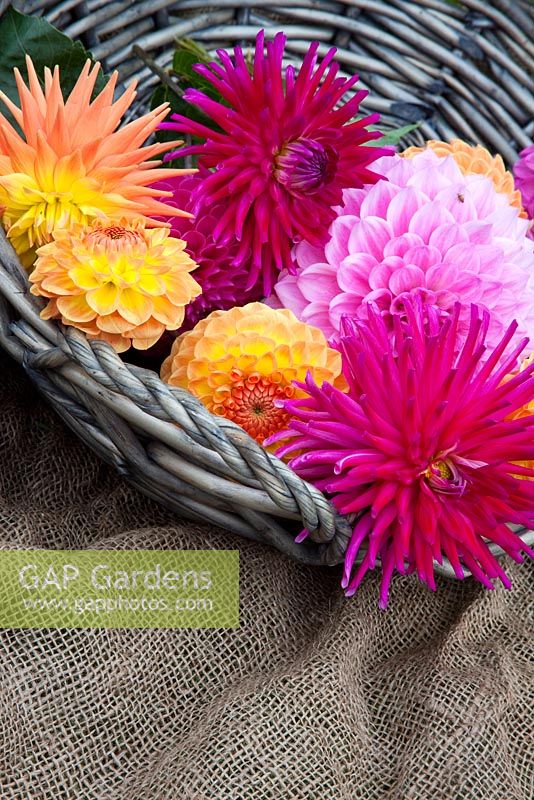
[161,302,345,445]
[116,287,153,326]
[86,282,120,315]
[68,266,100,290]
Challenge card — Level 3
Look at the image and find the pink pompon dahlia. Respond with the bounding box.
[160,30,390,295]
[513,143,534,226]
[274,150,534,354]
[150,173,262,331]
[266,300,534,608]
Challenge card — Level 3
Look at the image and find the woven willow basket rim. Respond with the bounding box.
[0,0,533,582]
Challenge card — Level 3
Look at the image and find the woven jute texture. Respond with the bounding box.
[1,350,533,799]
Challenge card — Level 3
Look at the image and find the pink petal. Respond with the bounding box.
[383,233,424,258]
[368,257,405,291]
[274,273,307,317]
[297,263,340,302]
[463,221,494,244]
[302,301,336,337]
[389,265,426,295]
[428,222,468,252]
[407,163,458,196]
[403,244,442,271]
[293,239,326,268]
[386,187,428,236]
[426,262,460,291]
[408,203,456,244]
[329,292,365,329]
[359,180,399,218]
[339,187,367,216]
[325,215,358,265]
[338,253,377,294]
[348,217,392,260]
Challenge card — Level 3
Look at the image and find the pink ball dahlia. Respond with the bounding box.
[274,150,534,353]
[267,300,534,608]
[513,143,534,224]
[150,174,262,331]
[160,30,390,295]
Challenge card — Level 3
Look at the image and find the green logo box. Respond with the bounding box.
[0,550,239,629]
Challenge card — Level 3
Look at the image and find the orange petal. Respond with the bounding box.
[39,272,79,296]
[95,313,135,334]
[56,294,97,323]
[151,295,184,328]
[127,318,165,350]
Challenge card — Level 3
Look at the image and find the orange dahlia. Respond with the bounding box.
[0,56,192,266]
[29,220,201,352]
[161,302,345,444]
[402,138,525,214]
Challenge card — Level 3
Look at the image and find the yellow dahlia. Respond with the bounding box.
[0,56,192,267]
[505,353,534,478]
[161,302,345,444]
[402,138,525,214]
[29,220,201,352]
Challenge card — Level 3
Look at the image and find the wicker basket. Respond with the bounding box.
[0,0,533,578]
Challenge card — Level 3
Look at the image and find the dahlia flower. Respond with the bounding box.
[403,138,524,214]
[267,301,534,608]
[0,56,190,267]
[150,174,262,331]
[505,353,534,477]
[274,150,534,354]
[160,30,390,295]
[30,220,201,352]
[161,302,344,444]
[513,143,534,223]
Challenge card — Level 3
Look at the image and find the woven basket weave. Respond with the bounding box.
[0,0,533,578]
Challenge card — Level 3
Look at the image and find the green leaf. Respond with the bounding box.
[0,7,106,127]
[172,37,212,65]
[366,123,421,147]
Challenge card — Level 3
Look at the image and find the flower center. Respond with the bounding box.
[212,370,295,444]
[88,225,143,248]
[273,138,338,195]
[423,457,467,497]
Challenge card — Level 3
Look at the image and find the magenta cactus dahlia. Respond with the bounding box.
[274,150,534,354]
[513,143,534,227]
[160,30,391,295]
[150,174,262,331]
[267,300,534,608]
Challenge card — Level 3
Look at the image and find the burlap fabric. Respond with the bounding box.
[0,348,532,799]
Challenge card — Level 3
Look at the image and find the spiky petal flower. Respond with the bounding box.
[150,174,262,331]
[160,31,390,295]
[0,56,191,266]
[161,302,344,444]
[267,301,534,608]
[403,138,525,215]
[274,150,534,353]
[513,143,534,226]
[29,220,201,352]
